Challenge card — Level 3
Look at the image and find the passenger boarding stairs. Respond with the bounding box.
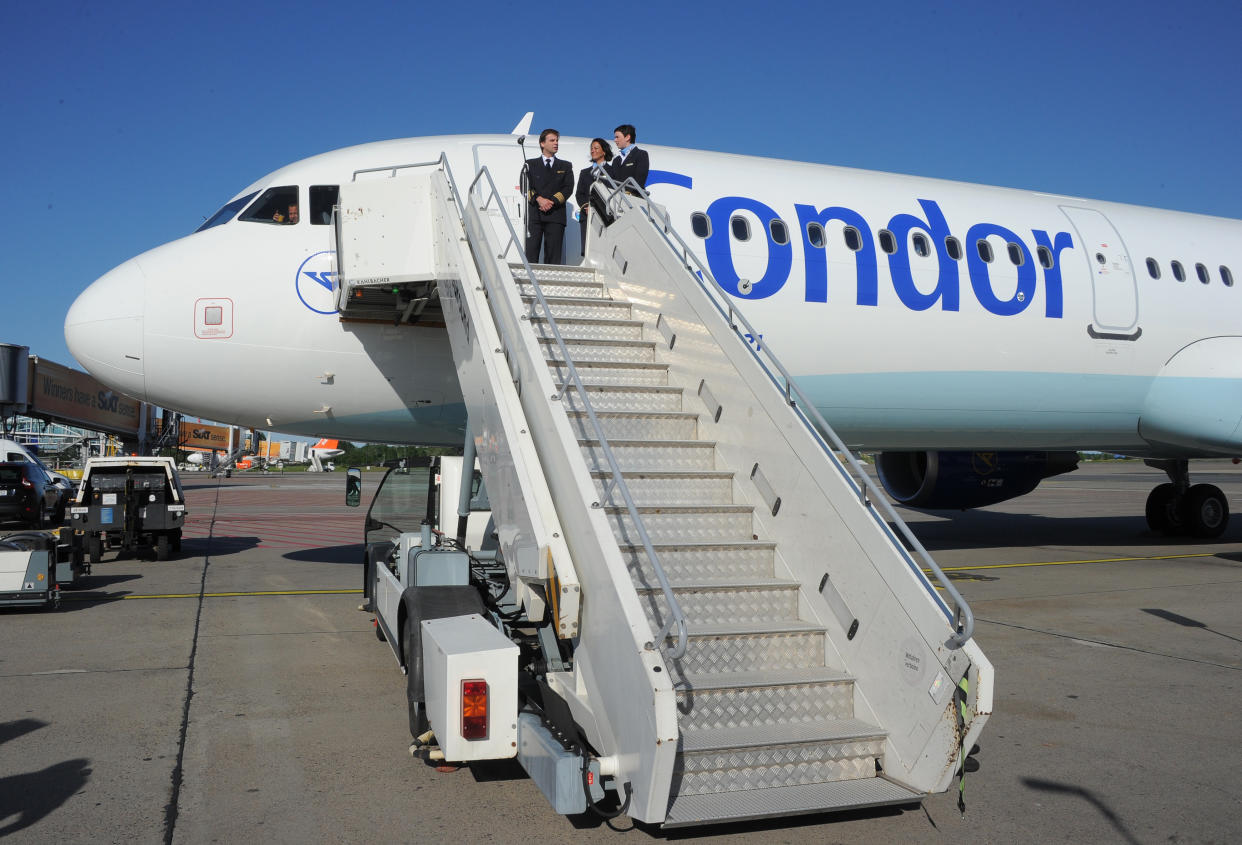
[332,158,992,827]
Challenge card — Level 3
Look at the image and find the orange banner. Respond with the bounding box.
[29,358,144,436]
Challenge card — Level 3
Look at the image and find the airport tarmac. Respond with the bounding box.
[1,461,1240,844]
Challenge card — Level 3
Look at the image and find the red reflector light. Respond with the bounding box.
[20,477,33,488]
[461,679,488,740]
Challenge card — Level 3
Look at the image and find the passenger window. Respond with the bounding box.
[310,185,340,225]
[196,191,259,233]
[1007,243,1024,265]
[1172,260,1185,282]
[976,239,994,263]
[1196,263,1210,284]
[945,237,962,261]
[1146,257,1161,279]
[1221,266,1234,287]
[806,222,825,248]
[843,226,862,252]
[878,229,896,254]
[912,233,930,257]
[690,212,710,239]
[731,215,750,241]
[769,219,789,245]
[1038,246,1054,269]
[240,186,300,225]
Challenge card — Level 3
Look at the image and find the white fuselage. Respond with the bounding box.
[64,135,1242,457]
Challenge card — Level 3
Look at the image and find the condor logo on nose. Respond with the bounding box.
[296,251,337,315]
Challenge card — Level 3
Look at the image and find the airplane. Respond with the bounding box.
[63,131,1242,538]
[307,438,344,472]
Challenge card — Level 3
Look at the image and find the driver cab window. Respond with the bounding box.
[240,186,300,225]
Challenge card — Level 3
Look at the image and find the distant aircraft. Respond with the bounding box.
[307,438,344,472]
[64,133,1242,536]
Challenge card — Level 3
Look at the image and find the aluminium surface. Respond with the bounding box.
[1,463,1240,843]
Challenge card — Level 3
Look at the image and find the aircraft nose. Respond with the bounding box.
[64,258,147,399]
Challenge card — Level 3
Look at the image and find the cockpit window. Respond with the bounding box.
[310,185,339,225]
[196,191,259,233]
[239,186,300,225]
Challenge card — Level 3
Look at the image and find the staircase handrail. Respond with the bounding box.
[435,157,690,660]
[592,174,974,648]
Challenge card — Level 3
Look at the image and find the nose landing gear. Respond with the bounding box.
[1144,459,1229,538]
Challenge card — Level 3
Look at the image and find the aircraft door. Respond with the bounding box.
[471,144,529,251]
[1059,205,1140,339]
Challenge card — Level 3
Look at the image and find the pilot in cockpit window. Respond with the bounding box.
[239,186,300,225]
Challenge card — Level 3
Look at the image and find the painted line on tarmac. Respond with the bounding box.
[59,588,364,602]
[929,551,1219,574]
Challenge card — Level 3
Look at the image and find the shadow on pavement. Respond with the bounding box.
[0,758,92,837]
[282,544,364,565]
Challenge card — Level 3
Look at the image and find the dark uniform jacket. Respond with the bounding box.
[524,156,574,224]
[608,146,649,190]
[575,164,608,210]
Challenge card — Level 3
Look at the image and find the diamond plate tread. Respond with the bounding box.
[637,581,800,629]
[531,316,646,342]
[604,505,754,545]
[559,384,684,412]
[681,718,885,752]
[568,411,698,441]
[677,667,853,691]
[510,263,600,282]
[662,778,923,828]
[580,440,716,472]
[619,541,776,582]
[523,295,632,320]
[592,471,735,506]
[539,337,657,363]
[637,577,800,594]
[516,280,607,299]
[549,360,668,386]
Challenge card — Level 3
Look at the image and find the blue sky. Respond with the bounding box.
[3,0,1241,374]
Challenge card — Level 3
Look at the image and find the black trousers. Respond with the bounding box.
[525,215,565,265]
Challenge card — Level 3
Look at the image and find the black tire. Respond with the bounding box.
[155,534,171,561]
[171,529,182,553]
[1184,483,1229,539]
[404,622,430,738]
[1145,483,1186,535]
[375,614,386,641]
[87,535,103,565]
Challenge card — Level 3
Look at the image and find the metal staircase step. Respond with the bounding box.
[604,505,753,544]
[672,667,856,731]
[509,263,599,283]
[522,294,632,321]
[516,279,607,299]
[591,470,734,505]
[674,719,887,797]
[663,778,923,828]
[532,316,646,342]
[618,541,776,582]
[671,621,827,674]
[579,439,716,472]
[636,579,800,629]
[559,384,684,412]
[539,337,657,363]
[568,410,698,441]
[548,359,667,386]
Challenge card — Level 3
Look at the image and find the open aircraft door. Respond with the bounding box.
[1059,205,1141,340]
[471,144,529,248]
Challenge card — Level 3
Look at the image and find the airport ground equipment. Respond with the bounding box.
[68,456,187,563]
[0,529,83,609]
[341,156,993,827]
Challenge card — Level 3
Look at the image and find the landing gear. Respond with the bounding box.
[1144,460,1229,538]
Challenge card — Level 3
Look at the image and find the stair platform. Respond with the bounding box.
[663,778,923,828]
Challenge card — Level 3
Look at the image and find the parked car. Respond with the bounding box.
[0,461,68,528]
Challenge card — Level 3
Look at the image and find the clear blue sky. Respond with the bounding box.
[4,0,1241,372]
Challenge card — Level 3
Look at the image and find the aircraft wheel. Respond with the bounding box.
[1184,484,1229,539]
[1145,483,1186,535]
[87,535,103,565]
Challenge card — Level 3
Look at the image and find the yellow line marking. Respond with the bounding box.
[925,551,1219,576]
[118,589,364,600]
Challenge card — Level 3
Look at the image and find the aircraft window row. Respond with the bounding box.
[690,213,1059,272]
[1145,256,1234,287]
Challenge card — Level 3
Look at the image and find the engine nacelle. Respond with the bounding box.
[876,450,1079,510]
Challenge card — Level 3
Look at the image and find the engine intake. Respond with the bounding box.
[876,450,1079,510]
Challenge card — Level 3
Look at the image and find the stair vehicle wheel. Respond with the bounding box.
[171,529,182,553]
[155,534,171,561]
[1184,483,1229,539]
[404,623,430,738]
[87,535,103,565]
[1145,483,1186,535]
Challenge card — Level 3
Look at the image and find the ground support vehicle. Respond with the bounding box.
[67,457,187,563]
[0,528,85,609]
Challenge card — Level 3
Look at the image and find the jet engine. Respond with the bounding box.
[875,450,1079,510]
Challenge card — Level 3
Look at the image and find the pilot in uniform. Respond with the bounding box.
[523,128,574,265]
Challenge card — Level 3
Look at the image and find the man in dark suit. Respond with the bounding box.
[609,124,649,192]
[522,128,574,265]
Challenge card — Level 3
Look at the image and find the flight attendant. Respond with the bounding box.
[575,137,613,256]
[609,124,649,192]
[522,129,574,265]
